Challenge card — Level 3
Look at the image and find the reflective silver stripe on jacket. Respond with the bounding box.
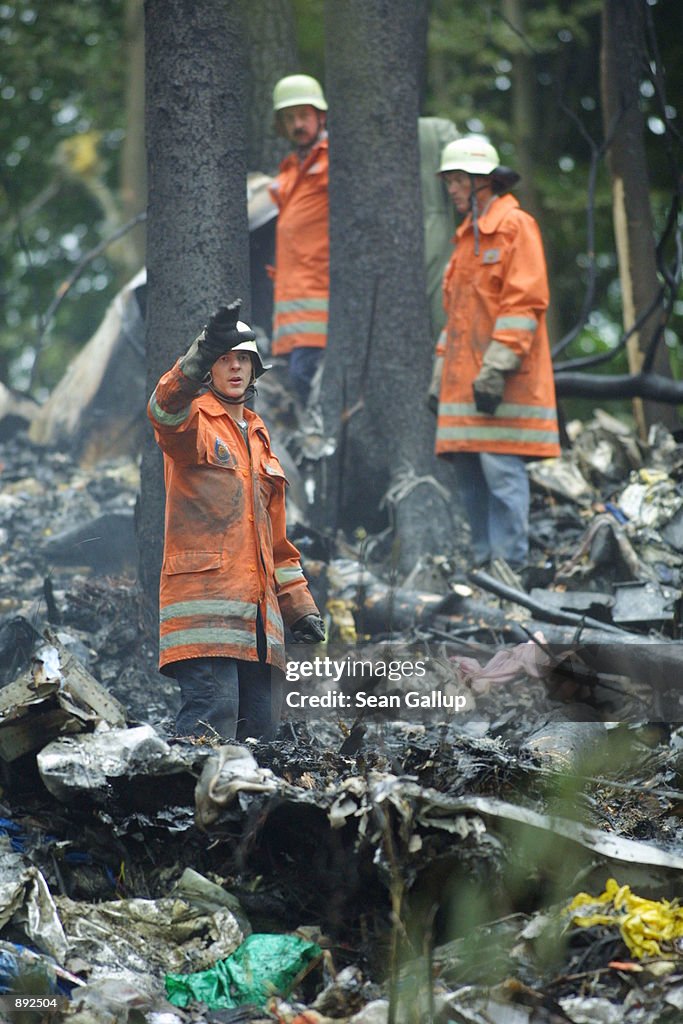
[148,390,191,426]
[275,298,329,314]
[273,321,328,340]
[160,598,254,621]
[275,566,306,585]
[439,402,557,420]
[437,424,559,444]
[159,627,255,652]
[493,315,538,332]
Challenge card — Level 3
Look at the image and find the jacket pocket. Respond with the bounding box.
[258,458,287,508]
[163,551,222,575]
[473,261,503,301]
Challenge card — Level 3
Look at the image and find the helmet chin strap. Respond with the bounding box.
[208,381,257,404]
[469,173,481,256]
[468,177,493,256]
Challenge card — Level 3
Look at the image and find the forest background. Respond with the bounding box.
[2,0,683,596]
[2,0,681,404]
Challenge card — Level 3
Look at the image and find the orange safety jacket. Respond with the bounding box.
[148,362,319,673]
[435,193,560,459]
[269,135,329,356]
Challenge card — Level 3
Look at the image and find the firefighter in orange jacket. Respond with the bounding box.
[429,136,560,569]
[148,301,325,741]
[269,74,329,405]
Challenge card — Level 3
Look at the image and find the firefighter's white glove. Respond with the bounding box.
[473,340,521,415]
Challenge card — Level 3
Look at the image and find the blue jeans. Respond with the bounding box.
[172,657,284,741]
[450,452,530,567]
[289,347,324,405]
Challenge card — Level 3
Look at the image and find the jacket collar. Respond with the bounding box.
[197,390,261,427]
[455,192,519,241]
[281,133,328,172]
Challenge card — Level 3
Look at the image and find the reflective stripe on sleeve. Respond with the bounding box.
[275,566,305,585]
[148,390,191,426]
[493,315,538,332]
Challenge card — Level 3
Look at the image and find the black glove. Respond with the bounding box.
[472,375,505,414]
[201,300,255,360]
[179,300,256,382]
[290,613,326,643]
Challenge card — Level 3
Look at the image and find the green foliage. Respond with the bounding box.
[292,0,324,78]
[424,0,683,382]
[2,0,682,407]
[0,0,126,394]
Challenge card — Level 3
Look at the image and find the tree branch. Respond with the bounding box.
[554,370,683,403]
[29,211,147,390]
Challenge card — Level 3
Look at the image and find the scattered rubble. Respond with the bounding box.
[2,399,683,1021]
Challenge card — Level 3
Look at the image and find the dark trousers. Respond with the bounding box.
[171,610,283,741]
[173,656,283,741]
[289,346,324,405]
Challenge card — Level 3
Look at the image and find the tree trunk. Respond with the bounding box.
[321,0,453,575]
[600,0,678,433]
[242,0,299,175]
[121,0,147,268]
[139,0,250,637]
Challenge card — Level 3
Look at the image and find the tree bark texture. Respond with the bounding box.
[139,0,250,635]
[242,0,299,175]
[322,0,454,574]
[600,0,678,432]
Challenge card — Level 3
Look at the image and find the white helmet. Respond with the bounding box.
[439,136,500,175]
[229,322,271,378]
[273,74,327,112]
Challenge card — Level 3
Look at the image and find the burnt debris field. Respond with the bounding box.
[1,403,683,1023]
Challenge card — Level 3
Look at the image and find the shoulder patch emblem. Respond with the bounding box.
[482,248,501,264]
[214,437,233,464]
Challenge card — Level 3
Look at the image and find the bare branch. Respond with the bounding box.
[29,211,147,390]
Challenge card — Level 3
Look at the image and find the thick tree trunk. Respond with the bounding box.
[242,0,298,175]
[321,0,453,575]
[121,0,147,268]
[139,0,250,638]
[600,0,678,433]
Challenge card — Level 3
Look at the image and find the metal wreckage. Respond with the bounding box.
[2,293,683,1021]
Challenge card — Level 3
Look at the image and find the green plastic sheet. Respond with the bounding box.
[165,932,322,1010]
